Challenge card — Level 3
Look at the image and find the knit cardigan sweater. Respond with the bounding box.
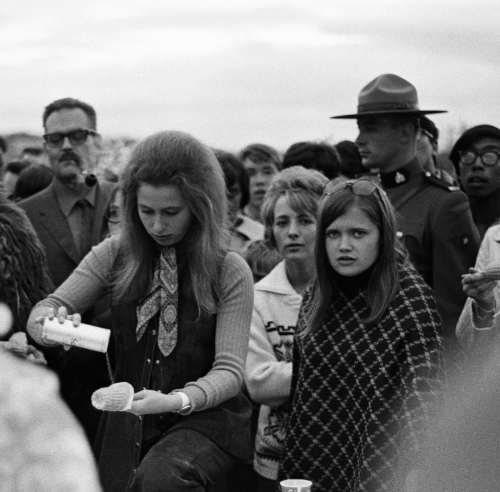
[279,263,443,492]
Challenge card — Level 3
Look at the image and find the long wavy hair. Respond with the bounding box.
[305,184,409,335]
[113,131,229,315]
[0,194,54,338]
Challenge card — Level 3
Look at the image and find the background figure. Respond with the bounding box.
[0,304,102,492]
[279,178,443,492]
[281,141,341,180]
[239,143,282,223]
[27,131,254,492]
[416,116,455,185]
[333,73,479,359]
[21,146,49,167]
[215,149,264,256]
[449,124,500,239]
[13,163,54,201]
[0,136,7,181]
[3,160,31,199]
[0,193,54,338]
[335,140,367,180]
[18,97,117,447]
[245,166,328,492]
[245,240,282,283]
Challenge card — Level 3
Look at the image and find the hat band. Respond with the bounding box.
[357,101,420,113]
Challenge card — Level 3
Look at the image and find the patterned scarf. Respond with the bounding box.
[136,246,178,357]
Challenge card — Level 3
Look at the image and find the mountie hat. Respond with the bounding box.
[332,73,447,119]
[449,124,500,174]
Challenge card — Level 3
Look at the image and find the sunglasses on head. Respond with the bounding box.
[43,129,98,148]
[322,178,378,198]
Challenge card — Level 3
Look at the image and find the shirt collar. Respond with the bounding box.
[53,179,97,218]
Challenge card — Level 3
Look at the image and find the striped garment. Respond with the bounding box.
[279,264,443,492]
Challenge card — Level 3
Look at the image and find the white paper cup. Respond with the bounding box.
[42,317,111,353]
[280,479,313,492]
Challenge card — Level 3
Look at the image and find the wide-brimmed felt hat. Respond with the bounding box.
[332,73,447,119]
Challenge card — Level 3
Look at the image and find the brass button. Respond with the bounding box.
[151,330,157,335]
[155,360,160,365]
[146,359,151,364]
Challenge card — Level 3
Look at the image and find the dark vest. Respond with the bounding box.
[95,276,252,492]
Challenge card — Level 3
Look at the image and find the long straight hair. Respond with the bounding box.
[304,186,409,335]
[113,131,229,315]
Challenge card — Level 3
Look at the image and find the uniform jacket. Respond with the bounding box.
[381,158,480,340]
[19,179,116,289]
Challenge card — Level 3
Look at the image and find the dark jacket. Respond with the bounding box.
[18,179,116,289]
[381,158,480,341]
[96,283,252,492]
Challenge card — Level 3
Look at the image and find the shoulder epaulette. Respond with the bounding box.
[423,171,460,192]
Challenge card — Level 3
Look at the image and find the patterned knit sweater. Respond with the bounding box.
[279,264,443,492]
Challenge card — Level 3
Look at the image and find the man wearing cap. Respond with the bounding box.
[333,73,480,353]
[450,125,500,239]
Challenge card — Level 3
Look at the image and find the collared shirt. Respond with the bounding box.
[53,179,97,254]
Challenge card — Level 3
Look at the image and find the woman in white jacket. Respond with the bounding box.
[244,166,328,492]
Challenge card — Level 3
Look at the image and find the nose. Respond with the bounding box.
[471,155,485,170]
[62,135,73,149]
[152,215,166,234]
[339,234,352,251]
[355,132,364,147]
[287,220,299,238]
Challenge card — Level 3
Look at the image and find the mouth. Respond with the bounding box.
[337,256,356,264]
[467,176,488,185]
[286,243,303,250]
[59,153,81,166]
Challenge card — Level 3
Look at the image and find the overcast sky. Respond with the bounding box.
[1,0,499,152]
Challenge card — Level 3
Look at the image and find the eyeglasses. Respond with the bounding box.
[323,178,378,198]
[43,129,98,148]
[458,149,500,167]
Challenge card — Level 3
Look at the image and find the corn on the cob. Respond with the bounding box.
[92,382,134,412]
[481,266,500,281]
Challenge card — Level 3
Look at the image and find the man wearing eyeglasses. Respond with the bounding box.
[19,98,116,447]
[333,74,480,359]
[450,125,500,239]
[20,98,115,288]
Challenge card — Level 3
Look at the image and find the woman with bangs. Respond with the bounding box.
[244,166,328,492]
[278,178,443,492]
[27,131,254,492]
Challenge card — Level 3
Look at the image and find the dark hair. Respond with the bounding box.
[14,164,54,201]
[238,143,282,170]
[0,195,54,336]
[114,131,229,315]
[261,166,328,249]
[282,142,341,180]
[22,147,44,157]
[43,98,97,130]
[213,149,250,208]
[420,116,439,141]
[5,160,30,176]
[305,183,409,334]
[335,140,365,179]
[244,239,282,283]
[0,136,7,153]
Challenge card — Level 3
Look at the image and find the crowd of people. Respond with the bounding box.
[1,72,500,492]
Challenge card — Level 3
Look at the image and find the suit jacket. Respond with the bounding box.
[19,179,116,289]
[381,158,480,341]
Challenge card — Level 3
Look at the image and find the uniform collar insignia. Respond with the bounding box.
[380,165,412,188]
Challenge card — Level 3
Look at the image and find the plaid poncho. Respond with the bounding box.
[279,264,443,492]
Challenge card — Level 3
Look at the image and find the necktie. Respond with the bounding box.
[136,247,178,357]
[76,199,93,257]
